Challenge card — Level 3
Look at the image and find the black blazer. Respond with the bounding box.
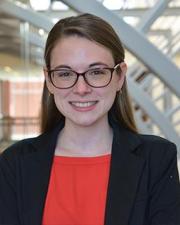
[0,121,180,225]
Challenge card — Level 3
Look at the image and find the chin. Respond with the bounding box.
[65,114,98,127]
[72,119,97,127]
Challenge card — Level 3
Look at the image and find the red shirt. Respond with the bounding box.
[42,154,111,225]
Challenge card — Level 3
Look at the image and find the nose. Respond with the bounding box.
[72,76,92,95]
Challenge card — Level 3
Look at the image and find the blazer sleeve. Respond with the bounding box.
[0,149,21,225]
[148,141,180,225]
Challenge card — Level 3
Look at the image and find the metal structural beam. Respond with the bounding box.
[127,77,180,150]
[0,0,53,31]
[137,0,171,32]
[0,23,45,48]
[115,7,180,17]
[29,33,45,48]
[39,7,180,19]
[62,0,180,97]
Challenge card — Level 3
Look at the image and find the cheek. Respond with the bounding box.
[53,88,71,101]
[53,90,70,111]
[99,87,117,109]
[106,90,117,106]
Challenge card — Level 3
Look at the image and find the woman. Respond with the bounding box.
[0,13,180,225]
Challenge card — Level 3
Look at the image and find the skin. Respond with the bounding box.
[44,36,127,156]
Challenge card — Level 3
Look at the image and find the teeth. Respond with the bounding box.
[71,101,97,108]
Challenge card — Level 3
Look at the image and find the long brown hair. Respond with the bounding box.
[41,13,137,133]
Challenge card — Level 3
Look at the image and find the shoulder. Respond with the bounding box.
[116,122,177,156]
[112,121,177,160]
[0,137,37,167]
[133,134,178,172]
[112,121,177,157]
[136,133,177,155]
[0,122,63,167]
[0,138,33,180]
[0,131,49,166]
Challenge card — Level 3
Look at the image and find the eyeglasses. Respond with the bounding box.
[47,64,120,89]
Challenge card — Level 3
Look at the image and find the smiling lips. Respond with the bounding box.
[70,101,98,111]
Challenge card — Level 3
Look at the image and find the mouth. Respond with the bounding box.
[70,101,98,108]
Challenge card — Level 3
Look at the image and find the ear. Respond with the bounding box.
[116,62,127,91]
[43,67,54,94]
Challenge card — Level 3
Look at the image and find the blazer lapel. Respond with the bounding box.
[21,123,64,225]
[104,123,145,225]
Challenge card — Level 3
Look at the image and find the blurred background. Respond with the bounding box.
[0,0,179,169]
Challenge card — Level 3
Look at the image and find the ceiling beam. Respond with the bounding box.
[137,0,171,32]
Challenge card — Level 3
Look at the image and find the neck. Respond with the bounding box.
[56,117,113,157]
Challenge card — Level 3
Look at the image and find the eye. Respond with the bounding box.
[88,68,107,76]
[54,70,74,77]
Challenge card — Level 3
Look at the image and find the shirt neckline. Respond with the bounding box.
[53,154,111,165]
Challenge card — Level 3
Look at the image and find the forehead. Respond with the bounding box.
[50,36,114,69]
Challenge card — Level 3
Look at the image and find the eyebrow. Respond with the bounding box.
[53,62,109,70]
[89,62,109,67]
[53,65,71,70]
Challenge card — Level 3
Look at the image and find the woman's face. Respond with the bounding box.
[44,36,126,127]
